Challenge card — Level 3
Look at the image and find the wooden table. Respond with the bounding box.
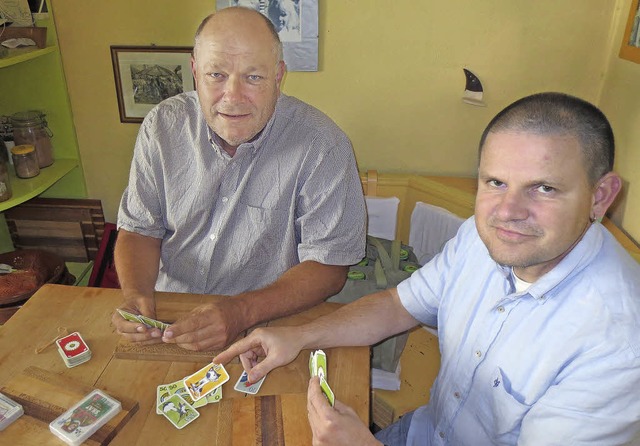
[0,284,370,445]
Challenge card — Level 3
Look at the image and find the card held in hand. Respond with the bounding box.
[310,350,335,407]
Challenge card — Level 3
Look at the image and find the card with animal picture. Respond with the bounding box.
[233,370,266,395]
[157,394,199,430]
[205,385,222,404]
[183,363,229,402]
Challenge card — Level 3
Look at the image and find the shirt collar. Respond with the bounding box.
[505,222,604,303]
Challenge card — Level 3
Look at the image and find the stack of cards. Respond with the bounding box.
[157,363,229,429]
[56,332,92,368]
[309,350,335,406]
[0,392,23,431]
[117,309,170,331]
[49,390,121,446]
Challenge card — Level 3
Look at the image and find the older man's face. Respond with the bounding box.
[192,12,284,155]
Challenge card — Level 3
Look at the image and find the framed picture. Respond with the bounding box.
[216,0,318,71]
[110,46,195,123]
[619,0,640,64]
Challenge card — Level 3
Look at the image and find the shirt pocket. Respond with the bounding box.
[234,204,289,268]
[487,367,532,439]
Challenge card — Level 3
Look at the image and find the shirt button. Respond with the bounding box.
[475,350,482,358]
[453,391,461,399]
[209,234,217,241]
[199,268,205,275]
[497,306,505,313]
[221,196,228,203]
[439,431,445,438]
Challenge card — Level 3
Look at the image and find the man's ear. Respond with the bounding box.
[276,60,286,87]
[191,55,198,89]
[592,172,623,221]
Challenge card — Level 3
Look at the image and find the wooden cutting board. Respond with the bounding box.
[0,366,138,445]
[113,338,234,363]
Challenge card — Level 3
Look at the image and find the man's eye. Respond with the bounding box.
[209,72,224,79]
[536,185,555,194]
[488,180,505,188]
[248,75,263,82]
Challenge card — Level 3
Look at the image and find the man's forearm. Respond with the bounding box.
[114,229,162,299]
[231,260,348,331]
[296,288,420,351]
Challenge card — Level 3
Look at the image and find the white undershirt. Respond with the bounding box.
[512,269,532,293]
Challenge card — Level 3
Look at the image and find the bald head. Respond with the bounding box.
[194,7,283,63]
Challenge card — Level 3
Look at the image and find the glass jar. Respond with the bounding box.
[0,153,12,202]
[10,111,54,168]
[11,144,40,179]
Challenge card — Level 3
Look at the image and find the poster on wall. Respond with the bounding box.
[216,0,318,71]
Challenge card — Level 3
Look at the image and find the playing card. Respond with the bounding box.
[319,377,335,407]
[116,309,142,323]
[49,390,121,444]
[56,332,89,360]
[310,350,335,407]
[157,394,199,430]
[205,386,222,404]
[156,384,170,415]
[183,363,229,402]
[0,392,23,431]
[138,314,170,331]
[233,370,266,395]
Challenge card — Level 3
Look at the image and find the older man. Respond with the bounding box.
[216,92,640,445]
[113,7,366,351]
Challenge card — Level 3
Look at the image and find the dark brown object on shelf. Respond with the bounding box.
[0,26,47,48]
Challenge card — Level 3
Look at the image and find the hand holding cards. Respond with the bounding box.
[310,350,335,406]
[117,309,169,331]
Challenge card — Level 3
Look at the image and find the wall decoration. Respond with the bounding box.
[620,0,640,64]
[216,0,318,71]
[110,46,194,123]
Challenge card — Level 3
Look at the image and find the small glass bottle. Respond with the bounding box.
[10,110,54,168]
[11,144,40,179]
[0,147,12,202]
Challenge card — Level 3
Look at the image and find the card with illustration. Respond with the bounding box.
[183,363,229,402]
[116,309,142,324]
[157,394,199,429]
[233,370,266,395]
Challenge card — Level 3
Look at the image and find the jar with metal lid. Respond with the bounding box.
[0,150,12,202]
[11,144,40,179]
[10,111,54,168]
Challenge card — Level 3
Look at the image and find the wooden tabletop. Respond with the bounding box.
[0,284,370,445]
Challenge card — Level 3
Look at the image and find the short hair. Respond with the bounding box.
[194,7,284,62]
[478,92,615,186]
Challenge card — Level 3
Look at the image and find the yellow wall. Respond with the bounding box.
[51,1,636,241]
[598,0,640,243]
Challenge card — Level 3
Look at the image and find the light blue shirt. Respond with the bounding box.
[397,217,640,445]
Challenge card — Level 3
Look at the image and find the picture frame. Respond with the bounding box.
[619,0,640,64]
[110,46,195,123]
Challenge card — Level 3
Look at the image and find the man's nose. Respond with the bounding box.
[495,190,528,220]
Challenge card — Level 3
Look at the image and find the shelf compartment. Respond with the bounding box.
[0,158,78,212]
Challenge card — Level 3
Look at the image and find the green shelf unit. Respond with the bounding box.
[0,159,78,212]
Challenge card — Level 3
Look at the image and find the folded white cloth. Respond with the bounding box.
[409,202,464,265]
[365,196,400,240]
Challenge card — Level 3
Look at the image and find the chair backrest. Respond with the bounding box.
[409,201,464,265]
